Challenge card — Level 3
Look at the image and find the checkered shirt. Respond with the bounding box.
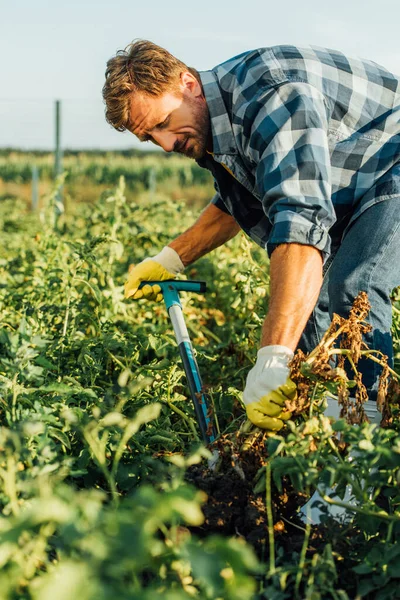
[197,45,400,258]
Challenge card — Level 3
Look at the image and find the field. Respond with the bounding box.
[0,152,400,600]
[0,150,215,208]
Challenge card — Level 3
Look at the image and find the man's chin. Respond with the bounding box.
[176,139,206,160]
[182,141,206,160]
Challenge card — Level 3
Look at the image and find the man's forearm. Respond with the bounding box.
[169,204,241,266]
[261,243,323,351]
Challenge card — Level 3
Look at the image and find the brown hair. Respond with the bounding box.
[103,39,194,132]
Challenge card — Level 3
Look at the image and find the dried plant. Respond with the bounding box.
[381,377,400,427]
[287,292,399,425]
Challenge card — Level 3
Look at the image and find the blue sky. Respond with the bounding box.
[1,0,399,149]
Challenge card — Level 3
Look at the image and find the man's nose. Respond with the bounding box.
[151,131,177,153]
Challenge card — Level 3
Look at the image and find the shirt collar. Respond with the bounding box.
[199,70,238,156]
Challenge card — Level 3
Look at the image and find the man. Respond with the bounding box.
[103,40,400,431]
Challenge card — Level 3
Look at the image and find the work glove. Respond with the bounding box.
[125,246,184,302]
[243,345,296,431]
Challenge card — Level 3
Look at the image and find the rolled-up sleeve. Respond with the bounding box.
[210,190,231,215]
[243,82,336,259]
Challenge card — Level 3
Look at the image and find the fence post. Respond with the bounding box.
[31,165,39,211]
[149,167,157,199]
[54,99,63,218]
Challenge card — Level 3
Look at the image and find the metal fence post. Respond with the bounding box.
[54,99,63,218]
[149,167,157,199]
[31,165,39,211]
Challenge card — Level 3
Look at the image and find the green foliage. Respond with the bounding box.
[0,176,266,598]
[1,173,400,599]
[0,150,213,191]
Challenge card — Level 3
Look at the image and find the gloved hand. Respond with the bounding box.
[243,345,296,430]
[125,246,184,302]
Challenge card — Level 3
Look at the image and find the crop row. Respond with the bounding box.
[0,151,213,190]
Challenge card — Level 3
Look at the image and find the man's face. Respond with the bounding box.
[128,73,210,160]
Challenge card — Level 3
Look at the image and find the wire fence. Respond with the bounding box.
[0,98,142,151]
[0,99,214,212]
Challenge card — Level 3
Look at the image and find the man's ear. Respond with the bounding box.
[180,71,202,97]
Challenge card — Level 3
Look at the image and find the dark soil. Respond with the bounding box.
[184,436,366,600]
[185,441,308,556]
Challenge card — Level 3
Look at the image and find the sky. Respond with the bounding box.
[1,0,399,150]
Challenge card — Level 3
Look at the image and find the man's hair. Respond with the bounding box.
[103,39,193,132]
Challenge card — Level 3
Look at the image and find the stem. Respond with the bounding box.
[159,396,200,441]
[327,438,365,498]
[84,429,119,504]
[386,521,394,543]
[187,321,222,344]
[111,421,143,481]
[106,349,127,371]
[239,419,255,435]
[361,352,400,381]
[321,348,400,381]
[240,428,262,453]
[309,383,318,418]
[280,515,306,532]
[265,462,275,576]
[343,352,358,376]
[23,522,56,579]
[295,486,311,597]
[11,373,18,423]
[0,457,20,516]
[0,323,16,331]
[208,390,220,436]
[62,292,71,337]
[327,437,345,462]
[62,260,82,338]
[306,323,348,365]
[316,486,400,522]
[73,277,101,303]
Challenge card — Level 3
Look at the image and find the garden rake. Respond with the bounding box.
[139,280,217,446]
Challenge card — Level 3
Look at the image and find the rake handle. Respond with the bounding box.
[138,280,215,444]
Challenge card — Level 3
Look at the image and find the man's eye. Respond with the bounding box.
[157,118,170,130]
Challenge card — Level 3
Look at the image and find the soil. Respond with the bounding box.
[184,435,365,600]
[185,440,308,556]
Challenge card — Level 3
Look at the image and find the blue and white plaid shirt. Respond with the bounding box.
[197,45,400,258]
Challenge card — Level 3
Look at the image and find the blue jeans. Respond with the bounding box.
[298,197,400,400]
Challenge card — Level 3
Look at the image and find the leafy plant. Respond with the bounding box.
[0,170,400,599]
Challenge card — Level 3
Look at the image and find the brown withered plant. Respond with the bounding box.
[289,292,396,425]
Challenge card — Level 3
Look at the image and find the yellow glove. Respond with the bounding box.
[125,246,184,302]
[246,378,296,430]
[243,345,296,431]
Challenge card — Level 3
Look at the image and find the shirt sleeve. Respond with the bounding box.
[210,189,231,215]
[242,81,336,259]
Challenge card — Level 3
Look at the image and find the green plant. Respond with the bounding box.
[1,169,400,599]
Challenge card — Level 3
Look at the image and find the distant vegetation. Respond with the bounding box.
[0,149,214,207]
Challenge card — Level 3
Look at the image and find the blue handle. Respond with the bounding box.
[139,280,206,310]
[138,280,206,293]
[138,279,215,444]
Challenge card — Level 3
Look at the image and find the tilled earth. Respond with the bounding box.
[184,438,362,598]
[185,441,308,555]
